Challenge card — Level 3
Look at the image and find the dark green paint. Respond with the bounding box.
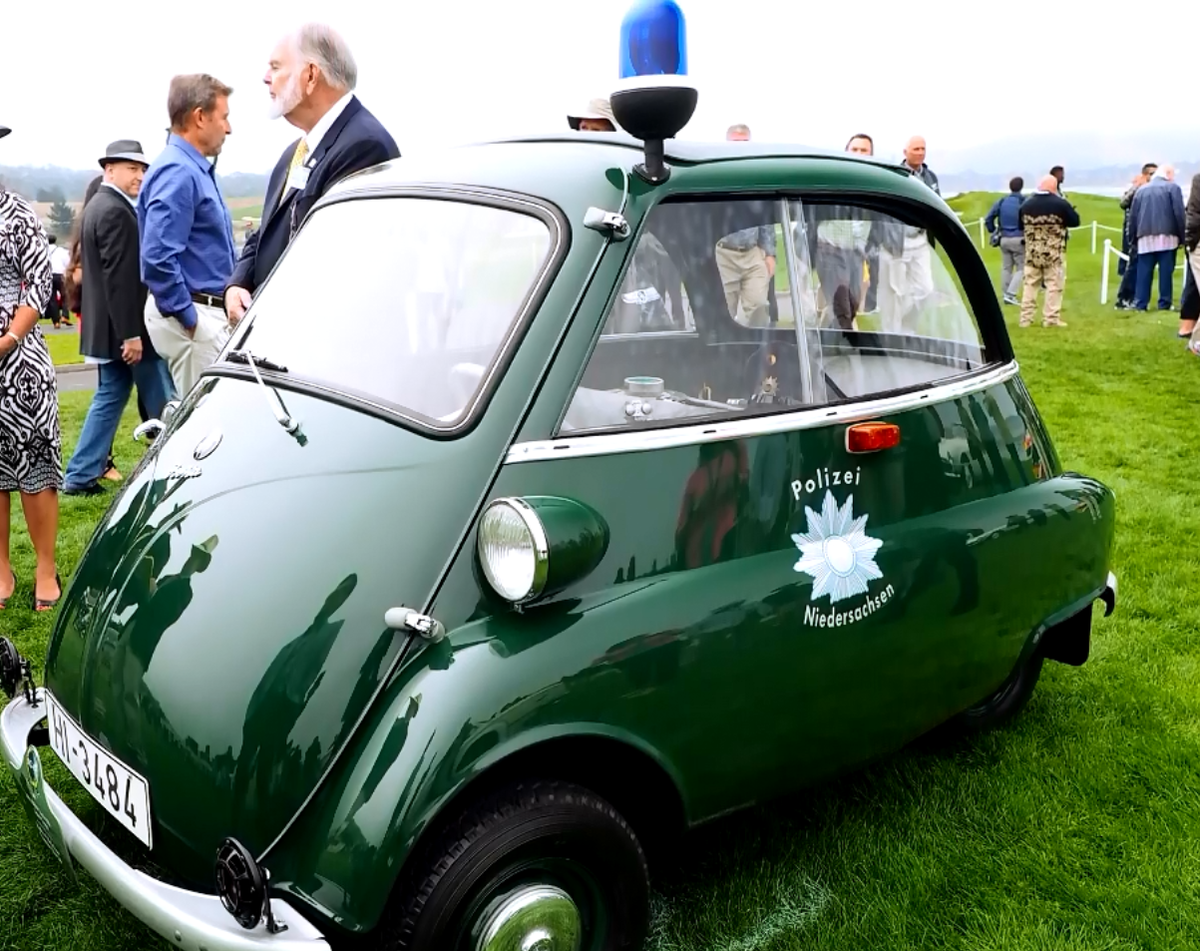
[518,496,611,602]
[30,139,1114,942]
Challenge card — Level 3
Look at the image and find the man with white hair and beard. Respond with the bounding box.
[224,23,399,324]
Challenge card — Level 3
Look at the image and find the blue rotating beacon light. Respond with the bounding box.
[611,0,697,185]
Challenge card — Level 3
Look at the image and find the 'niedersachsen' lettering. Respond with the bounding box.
[804,584,894,628]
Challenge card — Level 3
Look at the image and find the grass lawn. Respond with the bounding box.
[3,192,1200,950]
[42,331,83,367]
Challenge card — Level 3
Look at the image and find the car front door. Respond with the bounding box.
[487,191,1051,818]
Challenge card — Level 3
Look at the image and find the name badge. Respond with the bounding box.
[286,165,311,193]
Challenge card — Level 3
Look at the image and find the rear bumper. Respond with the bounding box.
[1101,570,1118,617]
[1,688,330,951]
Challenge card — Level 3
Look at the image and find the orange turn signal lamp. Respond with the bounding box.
[846,421,901,454]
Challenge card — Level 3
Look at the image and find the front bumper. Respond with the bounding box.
[2,688,330,951]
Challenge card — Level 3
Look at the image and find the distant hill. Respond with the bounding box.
[933,131,1198,176]
[0,164,269,201]
[941,163,1199,196]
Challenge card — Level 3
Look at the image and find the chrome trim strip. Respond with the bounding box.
[1,691,330,951]
[505,361,1019,464]
[778,198,815,404]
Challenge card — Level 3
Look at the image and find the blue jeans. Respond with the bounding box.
[64,355,175,491]
[1116,245,1138,302]
[1134,247,1178,310]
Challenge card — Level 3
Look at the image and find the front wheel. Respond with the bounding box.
[384,780,650,951]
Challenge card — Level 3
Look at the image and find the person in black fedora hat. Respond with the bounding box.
[0,121,65,610]
[63,138,176,497]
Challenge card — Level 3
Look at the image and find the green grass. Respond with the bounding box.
[42,331,82,367]
[3,193,1200,949]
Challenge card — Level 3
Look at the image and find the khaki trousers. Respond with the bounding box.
[715,244,771,327]
[144,297,232,398]
[1020,260,1065,325]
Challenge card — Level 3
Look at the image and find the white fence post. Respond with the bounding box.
[1100,239,1111,305]
[1091,220,1097,255]
[978,218,985,249]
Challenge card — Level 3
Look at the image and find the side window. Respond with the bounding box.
[559,197,991,436]
[803,202,987,400]
[602,230,694,335]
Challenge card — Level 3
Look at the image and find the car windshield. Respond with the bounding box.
[234,195,554,426]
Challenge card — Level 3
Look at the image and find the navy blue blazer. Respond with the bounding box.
[227,96,399,295]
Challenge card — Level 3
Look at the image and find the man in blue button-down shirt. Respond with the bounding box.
[138,73,237,397]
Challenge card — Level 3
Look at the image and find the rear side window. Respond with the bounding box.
[560,196,991,435]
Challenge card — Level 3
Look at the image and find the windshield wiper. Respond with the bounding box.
[227,349,290,374]
[226,349,306,444]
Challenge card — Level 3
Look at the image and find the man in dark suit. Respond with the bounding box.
[63,140,175,496]
[224,23,399,323]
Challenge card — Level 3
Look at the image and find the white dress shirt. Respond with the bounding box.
[281,93,354,200]
[304,91,354,157]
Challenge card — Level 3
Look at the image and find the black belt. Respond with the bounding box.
[191,292,223,309]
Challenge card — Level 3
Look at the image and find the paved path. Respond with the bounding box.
[56,363,96,392]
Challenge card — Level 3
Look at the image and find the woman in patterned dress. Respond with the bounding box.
[0,184,62,611]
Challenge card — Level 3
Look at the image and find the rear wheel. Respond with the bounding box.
[384,779,650,951]
[951,649,1045,734]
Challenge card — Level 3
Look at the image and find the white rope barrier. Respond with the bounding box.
[963,217,1123,252]
[1099,238,1189,306]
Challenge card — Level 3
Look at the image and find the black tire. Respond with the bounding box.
[384,780,650,951]
[951,649,1045,735]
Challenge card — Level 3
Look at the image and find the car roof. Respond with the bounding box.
[323,132,936,213]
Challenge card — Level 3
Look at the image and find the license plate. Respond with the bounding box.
[45,693,153,848]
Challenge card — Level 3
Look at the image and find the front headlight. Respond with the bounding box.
[478,498,550,604]
[477,496,609,606]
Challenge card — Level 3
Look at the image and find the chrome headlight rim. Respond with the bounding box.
[478,497,550,604]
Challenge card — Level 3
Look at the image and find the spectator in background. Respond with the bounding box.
[985,177,1025,305]
[138,73,237,397]
[568,98,618,132]
[63,172,143,483]
[717,124,776,327]
[845,134,880,313]
[63,140,173,496]
[1115,163,1157,310]
[44,235,71,328]
[224,24,400,326]
[902,136,940,194]
[1183,170,1200,338]
[1050,165,1067,199]
[1129,164,1186,314]
[1019,174,1079,328]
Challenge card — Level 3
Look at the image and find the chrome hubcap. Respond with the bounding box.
[476,884,581,951]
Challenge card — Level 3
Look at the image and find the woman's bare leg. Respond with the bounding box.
[0,492,12,601]
[20,489,59,601]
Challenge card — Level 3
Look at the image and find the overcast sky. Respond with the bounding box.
[3,0,1194,175]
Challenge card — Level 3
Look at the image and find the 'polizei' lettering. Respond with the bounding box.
[792,467,861,501]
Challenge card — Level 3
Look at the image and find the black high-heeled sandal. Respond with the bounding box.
[32,573,62,612]
[0,571,15,610]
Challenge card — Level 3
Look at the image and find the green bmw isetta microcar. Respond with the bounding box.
[2,121,1116,949]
